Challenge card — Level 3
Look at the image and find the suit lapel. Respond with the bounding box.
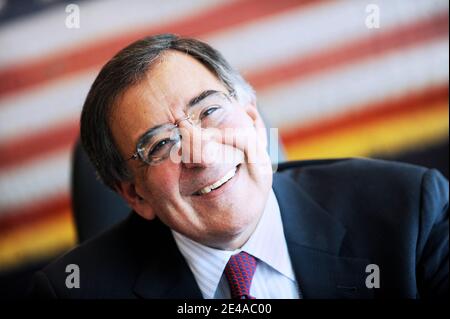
[273,173,374,299]
[131,216,203,299]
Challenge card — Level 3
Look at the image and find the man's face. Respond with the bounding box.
[110,51,273,250]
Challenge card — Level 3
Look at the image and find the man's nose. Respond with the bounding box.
[177,120,219,168]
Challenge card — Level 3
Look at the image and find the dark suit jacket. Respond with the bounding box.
[29,158,449,298]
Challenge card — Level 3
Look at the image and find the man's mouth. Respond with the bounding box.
[194,165,239,196]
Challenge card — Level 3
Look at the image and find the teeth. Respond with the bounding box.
[197,167,237,195]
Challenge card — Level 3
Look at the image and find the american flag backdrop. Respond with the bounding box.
[0,0,448,295]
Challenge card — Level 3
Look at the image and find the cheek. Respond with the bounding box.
[228,109,254,127]
[219,109,255,143]
[222,110,272,180]
[139,165,181,199]
[220,119,263,159]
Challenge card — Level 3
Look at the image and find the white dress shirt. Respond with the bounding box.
[172,189,301,299]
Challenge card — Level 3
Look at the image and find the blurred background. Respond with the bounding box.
[0,0,448,298]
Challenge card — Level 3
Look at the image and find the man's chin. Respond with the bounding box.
[203,230,253,251]
[201,210,263,249]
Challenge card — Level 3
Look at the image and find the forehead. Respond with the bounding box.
[110,50,227,155]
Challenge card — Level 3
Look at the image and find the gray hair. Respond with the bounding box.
[80,34,255,190]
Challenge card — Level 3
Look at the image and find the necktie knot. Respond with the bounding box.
[224,251,257,299]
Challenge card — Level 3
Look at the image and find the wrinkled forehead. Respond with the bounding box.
[109,50,228,155]
[116,51,227,119]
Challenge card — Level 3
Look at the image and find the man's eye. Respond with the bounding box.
[149,139,170,156]
[200,106,220,120]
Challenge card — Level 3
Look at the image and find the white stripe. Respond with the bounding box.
[0,0,227,68]
[208,0,448,73]
[0,148,71,213]
[0,71,94,144]
[258,38,449,130]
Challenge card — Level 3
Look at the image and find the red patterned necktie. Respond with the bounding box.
[224,251,257,299]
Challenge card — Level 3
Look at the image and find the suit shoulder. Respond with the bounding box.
[278,157,427,178]
[47,213,133,267]
[34,213,143,298]
[277,157,429,191]
[275,158,437,225]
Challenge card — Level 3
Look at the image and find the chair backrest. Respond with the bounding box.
[71,122,285,243]
[71,140,130,243]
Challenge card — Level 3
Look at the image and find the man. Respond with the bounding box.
[30,34,448,299]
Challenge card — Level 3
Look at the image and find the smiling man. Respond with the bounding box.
[109,49,273,252]
[30,34,448,299]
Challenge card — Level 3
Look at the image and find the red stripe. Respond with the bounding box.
[0,195,71,233]
[0,0,320,98]
[248,12,449,90]
[0,12,447,170]
[0,120,79,168]
[281,85,449,145]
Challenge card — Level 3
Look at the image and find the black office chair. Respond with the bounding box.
[71,139,130,243]
[72,122,285,243]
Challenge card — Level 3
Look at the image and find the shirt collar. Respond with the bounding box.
[172,189,296,299]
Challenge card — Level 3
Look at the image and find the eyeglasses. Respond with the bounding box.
[126,90,236,166]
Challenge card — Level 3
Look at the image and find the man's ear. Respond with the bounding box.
[115,181,155,220]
